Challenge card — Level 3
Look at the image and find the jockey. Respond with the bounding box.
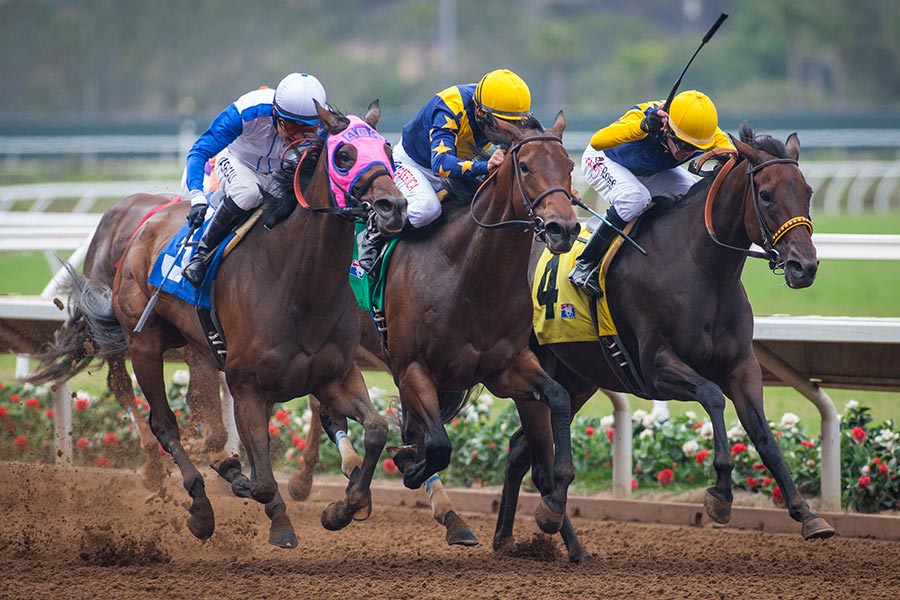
[181,72,327,288]
[356,68,533,273]
[570,90,735,296]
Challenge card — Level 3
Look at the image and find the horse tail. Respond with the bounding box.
[26,264,127,385]
[437,387,479,424]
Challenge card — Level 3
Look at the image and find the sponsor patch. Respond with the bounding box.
[349,260,365,279]
[560,303,576,319]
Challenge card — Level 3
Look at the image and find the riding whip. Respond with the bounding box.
[662,13,729,113]
[134,224,198,333]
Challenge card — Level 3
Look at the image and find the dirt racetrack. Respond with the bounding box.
[2,461,898,600]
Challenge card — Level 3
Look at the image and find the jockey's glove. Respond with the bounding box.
[640,109,664,135]
[186,202,208,228]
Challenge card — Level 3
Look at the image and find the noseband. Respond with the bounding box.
[703,154,813,271]
[470,134,571,242]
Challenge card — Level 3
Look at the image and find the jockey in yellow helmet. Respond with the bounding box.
[356,69,533,273]
[571,90,734,296]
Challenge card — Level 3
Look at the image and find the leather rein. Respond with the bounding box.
[700,150,813,271]
[470,134,572,243]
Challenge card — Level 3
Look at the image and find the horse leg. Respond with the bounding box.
[315,399,370,520]
[725,358,835,539]
[653,350,734,524]
[313,365,388,531]
[288,394,324,501]
[395,363,453,490]
[131,347,214,540]
[106,353,166,489]
[390,415,478,547]
[183,348,228,461]
[228,384,279,504]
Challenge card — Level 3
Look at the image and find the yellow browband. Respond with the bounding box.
[771,216,813,246]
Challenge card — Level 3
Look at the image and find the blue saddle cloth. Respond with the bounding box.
[147,219,234,309]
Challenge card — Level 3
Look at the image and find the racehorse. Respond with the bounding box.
[69,101,407,546]
[493,124,835,562]
[309,112,582,546]
[27,194,227,488]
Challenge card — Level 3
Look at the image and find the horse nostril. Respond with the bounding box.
[373,198,393,216]
[544,222,564,238]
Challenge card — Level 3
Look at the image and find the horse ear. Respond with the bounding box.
[315,99,349,134]
[493,118,523,143]
[548,110,567,139]
[364,99,381,129]
[729,132,761,165]
[785,132,801,162]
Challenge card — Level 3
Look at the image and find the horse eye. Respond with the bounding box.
[759,189,772,203]
[518,161,530,174]
[337,148,356,170]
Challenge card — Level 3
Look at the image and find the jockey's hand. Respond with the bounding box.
[487,148,505,172]
[570,187,582,202]
[640,108,666,135]
[186,202,208,228]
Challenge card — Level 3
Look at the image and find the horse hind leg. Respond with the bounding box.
[288,395,323,502]
[316,400,371,520]
[132,349,214,540]
[106,354,166,490]
[182,349,228,461]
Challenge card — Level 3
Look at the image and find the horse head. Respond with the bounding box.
[491,112,581,253]
[733,125,817,288]
[317,100,407,236]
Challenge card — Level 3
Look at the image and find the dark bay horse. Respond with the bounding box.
[28,194,227,488]
[494,124,835,562]
[332,113,582,546]
[71,101,406,546]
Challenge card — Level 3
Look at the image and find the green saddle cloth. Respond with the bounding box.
[349,220,398,312]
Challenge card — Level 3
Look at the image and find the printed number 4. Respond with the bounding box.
[536,255,559,320]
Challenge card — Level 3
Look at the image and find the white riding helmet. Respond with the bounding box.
[274,73,327,125]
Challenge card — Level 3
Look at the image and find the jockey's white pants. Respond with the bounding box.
[212,147,280,211]
[392,139,445,229]
[581,144,696,221]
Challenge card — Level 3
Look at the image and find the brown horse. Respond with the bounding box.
[493,124,835,562]
[308,113,582,546]
[69,101,406,546]
[27,194,227,487]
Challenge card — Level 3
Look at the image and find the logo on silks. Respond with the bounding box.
[349,259,365,279]
[560,303,576,319]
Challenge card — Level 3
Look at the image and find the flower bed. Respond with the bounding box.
[2,376,897,513]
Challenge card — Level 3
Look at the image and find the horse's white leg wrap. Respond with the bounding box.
[424,474,454,524]
[335,430,363,477]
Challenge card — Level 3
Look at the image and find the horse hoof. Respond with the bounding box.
[569,551,597,565]
[211,456,242,479]
[444,511,479,547]
[268,513,298,548]
[321,501,353,531]
[288,467,314,502]
[387,445,417,472]
[186,497,215,540]
[802,517,836,540]
[352,495,373,521]
[704,490,732,524]
[492,534,514,553]
[230,475,253,499]
[534,498,565,534]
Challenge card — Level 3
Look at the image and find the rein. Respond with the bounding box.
[703,153,813,271]
[470,134,571,242]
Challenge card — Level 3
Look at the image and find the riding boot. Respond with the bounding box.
[356,227,388,275]
[567,206,628,297]
[183,196,249,288]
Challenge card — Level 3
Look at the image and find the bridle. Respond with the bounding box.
[702,152,813,272]
[470,134,572,242]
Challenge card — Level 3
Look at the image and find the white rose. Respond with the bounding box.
[780,413,800,429]
[641,414,657,430]
[600,415,615,432]
[639,429,653,439]
[172,369,190,386]
[861,465,870,475]
[844,399,859,411]
[700,422,714,440]
[75,389,93,402]
[632,409,648,424]
[685,411,697,420]
[682,440,699,458]
[727,425,745,442]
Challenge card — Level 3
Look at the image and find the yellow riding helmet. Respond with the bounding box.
[474,69,532,121]
[667,90,719,150]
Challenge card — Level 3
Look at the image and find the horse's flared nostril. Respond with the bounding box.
[544,221,564,238]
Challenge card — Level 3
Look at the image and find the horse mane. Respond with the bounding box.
[739,122,788,158]
[261,140,323,228]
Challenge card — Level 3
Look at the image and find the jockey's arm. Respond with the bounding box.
[185,104,244,204]
[428,112,490,180]
[589,103,657,151]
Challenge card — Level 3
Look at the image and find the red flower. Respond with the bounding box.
[695,449,710,464]
[852,426,867,443]
[102,431,119,448]
[858,475,871,489]
[872,457,880,464]
[606,428,614,442]
[801,440,815,448]
[731,443,748,456]
[584,426,595,436]
[45,409,55,419]
[772,486,785,505]
[25,397,40,409]
[471,450,479,459]
[657,468,674,486]
[385,406,395,415]
[134,396,143,405]
[806,460,815,467]
[10,393,20,403]
[692,422,703,430]
[95,455,111,468]
[382,458,398,475]
[763,476,774,487]
[268,423,280,436]
[631,478,638,491]
[0,405,7,420]
[747,476,760,488]
[13,435,27,452]
[74,397,90,412]
[292,434,307,451]
[879,463,889,476]
[75,437,89,452]
[274,409,290,425]
[752,462,767,471]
